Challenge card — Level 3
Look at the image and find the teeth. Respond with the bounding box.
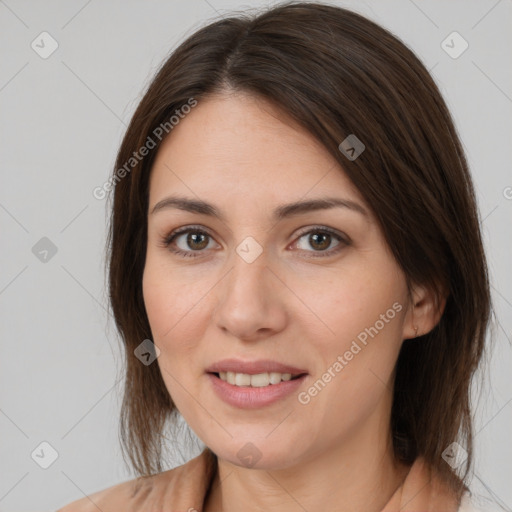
[235,372,251,386]
[218,371,295,387]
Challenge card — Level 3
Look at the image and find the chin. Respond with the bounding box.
[211,438,304,471]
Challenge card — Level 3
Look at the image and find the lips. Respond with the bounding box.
[205,358,308,376]
[207,372,308,408]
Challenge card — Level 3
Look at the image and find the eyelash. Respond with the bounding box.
[159,224,350,259]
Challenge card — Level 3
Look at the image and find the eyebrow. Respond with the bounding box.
[150,195,369,221]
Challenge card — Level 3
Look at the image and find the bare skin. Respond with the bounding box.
[141,91,445,512]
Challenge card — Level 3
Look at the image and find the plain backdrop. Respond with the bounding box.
[0,0,511,510]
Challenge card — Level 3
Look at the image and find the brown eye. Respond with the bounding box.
[307,232,332,251]
[162,226,218,258]
[162,225,350,260]
[293,227,350,258]
[184,232,209,250]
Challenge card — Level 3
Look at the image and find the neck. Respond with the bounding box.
[203,402,411,512]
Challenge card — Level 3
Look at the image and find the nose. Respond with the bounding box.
[212,248,287,342]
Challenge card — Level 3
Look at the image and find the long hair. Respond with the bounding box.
[106,1,491,499]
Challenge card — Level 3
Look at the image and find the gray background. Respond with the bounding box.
[0,0,511,510]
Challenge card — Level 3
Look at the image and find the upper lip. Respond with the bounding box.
[206,358,308,376]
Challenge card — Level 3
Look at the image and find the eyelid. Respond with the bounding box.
[161,224,220,253]
[292,225,350,244]
[161,224,351,258]
[288,226,350,258]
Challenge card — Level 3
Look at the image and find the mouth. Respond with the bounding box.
[208,371,306,388]
[205,358,309,388]
[206,369,308,409]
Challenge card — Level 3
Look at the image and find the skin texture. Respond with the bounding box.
[142,91,445,512]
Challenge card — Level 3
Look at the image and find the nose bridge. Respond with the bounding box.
[213,241,285,339]
[225,245,270,308]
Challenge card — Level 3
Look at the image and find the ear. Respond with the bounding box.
[402,281,448,340]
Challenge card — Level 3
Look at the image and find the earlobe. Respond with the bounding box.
[403,282,448,340]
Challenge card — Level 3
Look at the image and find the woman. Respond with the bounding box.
[58,2,494,510]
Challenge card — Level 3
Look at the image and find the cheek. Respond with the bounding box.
[292,261,406,405]
[142,254,215,388]
[287,261,404,350]
[142,260,203,408]
[142,254,205,339]
[142,266,176,339]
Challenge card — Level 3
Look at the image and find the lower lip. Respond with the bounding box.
[207,373,307,409]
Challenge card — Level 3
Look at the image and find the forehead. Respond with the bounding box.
[148,93,365,210]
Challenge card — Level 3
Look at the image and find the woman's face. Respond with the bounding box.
[143,92,415,470]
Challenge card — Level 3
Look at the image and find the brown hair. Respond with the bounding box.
[106,0,491,498]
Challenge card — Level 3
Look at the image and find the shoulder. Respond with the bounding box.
[55,476,139,512]
[56,448,216,511]
[56,469,181,511]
